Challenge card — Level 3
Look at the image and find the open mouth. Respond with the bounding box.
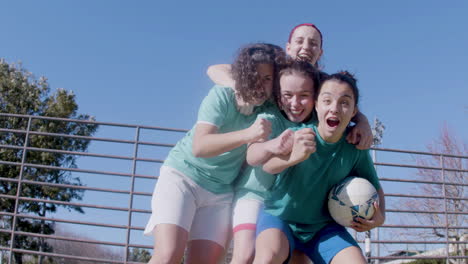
[289,109,304,118]
[297,53,313,63]
[327,118,340,128]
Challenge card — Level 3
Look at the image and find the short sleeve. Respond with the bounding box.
[197,86,232,128]
[353,150,381,191]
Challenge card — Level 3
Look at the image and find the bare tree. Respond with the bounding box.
[404,124,467,262]
[45,225,122,264]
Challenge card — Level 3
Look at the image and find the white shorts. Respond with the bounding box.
[144,166,233,247]
[232,198,263,233]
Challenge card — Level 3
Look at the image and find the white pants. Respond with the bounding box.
[232,198,263,233]
[144,166,233,247]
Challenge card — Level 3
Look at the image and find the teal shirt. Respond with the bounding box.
[265,125,381,242]
[164,85,264,194]
[234,104,316,201]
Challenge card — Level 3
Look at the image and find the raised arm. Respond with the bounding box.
[347,110,373,150]
[246,129,294,166]
[207,64,235,87]
[262,128,316,174]
[192,118,271,158]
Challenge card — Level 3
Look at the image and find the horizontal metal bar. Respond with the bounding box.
[0,193,131,212]
[0,143,167,163]
[0,247,129,264]
[0,212,137,230]
[356,239,467,244]
[0,128,176,150]
[368,256,468,260]
[381,224,466,229]
[0,229,127,247]
[374,161,468,173]
[385,193,468,201]
[372,146,468,159]
[379,177,468,187]
[0,177,154,197]
[0,177,130,194]
[386,209,468,215]
[0,112,188,132]
[0,196,152,215]
[0,160,159,178]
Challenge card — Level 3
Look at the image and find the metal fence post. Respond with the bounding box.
[440,154,450,264]
[8,117,32,264]
[124,126,141,263]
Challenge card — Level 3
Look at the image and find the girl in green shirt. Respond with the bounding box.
[254,72,386,264]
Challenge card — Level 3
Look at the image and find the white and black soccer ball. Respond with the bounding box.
[328,176,379,227]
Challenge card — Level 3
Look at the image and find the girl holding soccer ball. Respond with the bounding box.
[253,72,386,264]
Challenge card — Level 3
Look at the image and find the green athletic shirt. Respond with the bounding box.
[265,125,381,242]
[234,104,316,201]
[164,85,267,194]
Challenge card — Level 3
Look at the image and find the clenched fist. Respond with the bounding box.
[290,128,316,163]
[267,129,294,156]
[246,118,272,143]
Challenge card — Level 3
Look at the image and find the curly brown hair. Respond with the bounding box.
[231,43,286,104]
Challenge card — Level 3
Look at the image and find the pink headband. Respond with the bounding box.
[288,23,323,48]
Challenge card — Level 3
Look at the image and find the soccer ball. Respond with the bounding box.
[328,176,379,227]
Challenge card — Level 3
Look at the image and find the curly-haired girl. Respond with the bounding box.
[144,43,285,264]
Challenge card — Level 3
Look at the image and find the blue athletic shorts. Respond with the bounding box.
[256,210,360,264]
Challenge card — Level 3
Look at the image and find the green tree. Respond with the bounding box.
[371,117,385,147]
[128,248,151,263]
[0,59,98,264]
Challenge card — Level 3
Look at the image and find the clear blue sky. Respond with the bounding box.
[2,0,468,256]
[2,0,467,152]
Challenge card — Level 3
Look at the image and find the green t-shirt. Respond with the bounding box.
[234,104,316,201]
[265,125,381,242]
[164,85,264,194]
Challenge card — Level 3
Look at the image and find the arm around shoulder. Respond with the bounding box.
[347,110,373,150]
[207,64,235,87]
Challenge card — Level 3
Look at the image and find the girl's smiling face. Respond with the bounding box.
[315,80,358,143]
[286,25,323,65]
[279,72,315,123]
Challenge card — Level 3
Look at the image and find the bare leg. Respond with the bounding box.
[230,229,256,264]
[253,229,289,264]
[330,246,366,264]
[290,250,312,264]
[148,224,188,264]
[185,239,226,264]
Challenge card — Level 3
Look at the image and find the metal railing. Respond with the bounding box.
[0,113,466,264]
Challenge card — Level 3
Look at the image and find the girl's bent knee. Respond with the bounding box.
[151,250,184,264]
[230,252,254,264]
[254,250,287,264]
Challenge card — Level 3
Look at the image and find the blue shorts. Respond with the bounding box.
[256,210,360,264]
